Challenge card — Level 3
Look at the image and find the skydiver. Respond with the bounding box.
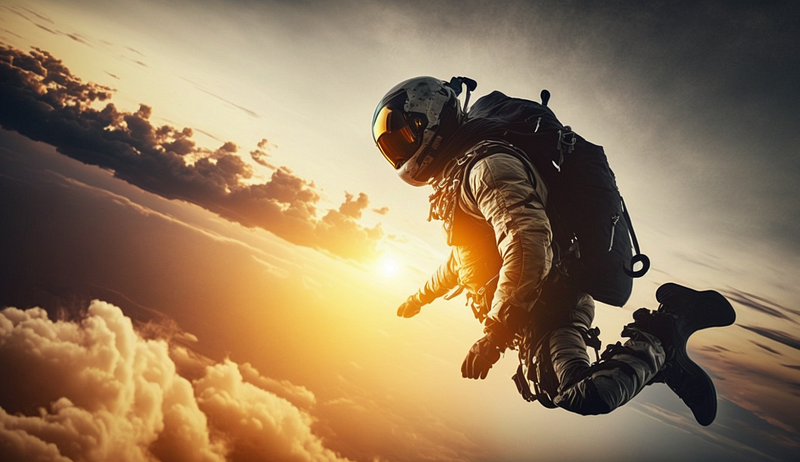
[372,77,735,425]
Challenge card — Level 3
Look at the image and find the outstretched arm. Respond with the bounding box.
[397,250,459,317]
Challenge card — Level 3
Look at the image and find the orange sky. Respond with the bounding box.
[1,1,800,461]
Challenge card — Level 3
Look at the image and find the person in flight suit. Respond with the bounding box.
[371,76,735,425]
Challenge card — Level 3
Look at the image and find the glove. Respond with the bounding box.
[461,335,502,380]
[486,301,529,346]
[483,316,515,350]
[397,295,423,318]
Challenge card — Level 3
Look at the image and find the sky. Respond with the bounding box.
[1,0,799,461]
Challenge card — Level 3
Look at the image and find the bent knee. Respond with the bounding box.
[553,380,614,416]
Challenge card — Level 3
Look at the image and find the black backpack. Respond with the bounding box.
[459,90,649,307]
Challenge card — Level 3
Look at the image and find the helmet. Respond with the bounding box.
[372,77,465,186]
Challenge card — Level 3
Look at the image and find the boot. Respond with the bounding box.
[623,283,736,426]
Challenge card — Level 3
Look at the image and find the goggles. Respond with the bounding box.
[373,103,427,169]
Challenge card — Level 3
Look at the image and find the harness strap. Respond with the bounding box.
[581,326,602,363]
[464,274,499,322]
[514,321,603,408]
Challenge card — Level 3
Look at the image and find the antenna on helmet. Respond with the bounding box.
[446,76,478,112]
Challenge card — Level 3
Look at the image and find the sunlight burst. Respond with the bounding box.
[378,254,401,278]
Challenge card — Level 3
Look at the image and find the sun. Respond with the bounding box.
[377,253,402,278]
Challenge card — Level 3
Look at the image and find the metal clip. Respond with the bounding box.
[559,125,577,153]
[569,234,581,259]
[553,126,576,172]
[450,178,461,193]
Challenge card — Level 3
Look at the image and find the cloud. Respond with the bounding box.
[195,361,348,462]
[739,325,800,352]
[338,192,369,219]
[238,363,316,411]
[66,33,89,45]
[18,5,55,25]
[315,395,483,462]
[722,288,800,322]
[751,341,782,356]
[0,303,224,462]
[632,399,794,462]
[690,337,800,447]
[0,302,352,462]
[0,45,382,262]
[249,138,276,168]
[197,87,260,118]
[699,344,730,354]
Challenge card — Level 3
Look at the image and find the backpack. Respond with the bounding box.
[442,90,649,307]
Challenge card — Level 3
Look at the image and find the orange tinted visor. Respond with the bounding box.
[373,106,422,168]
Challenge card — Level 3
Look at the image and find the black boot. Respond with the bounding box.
[623,283,736,426]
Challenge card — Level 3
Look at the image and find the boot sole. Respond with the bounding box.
[655,283,736,426]
[656,283,736,337]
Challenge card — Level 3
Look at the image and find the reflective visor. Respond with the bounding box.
[373,106,422,168]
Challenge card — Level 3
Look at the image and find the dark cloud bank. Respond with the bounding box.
[0,45,382,262]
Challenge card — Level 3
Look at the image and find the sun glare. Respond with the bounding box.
[378,254,401,278]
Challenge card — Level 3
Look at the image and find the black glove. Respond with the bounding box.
[397,295,423,318]
[461,335,502,380]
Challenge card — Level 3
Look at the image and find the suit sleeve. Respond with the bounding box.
[465,153,553,327]
[415,249,459,305]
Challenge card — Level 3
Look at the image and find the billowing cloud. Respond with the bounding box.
[0,45,382,262]
[0,302,352,462]
[195,361,347,462]
[238,363,316,411]
[338,192,369,219]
